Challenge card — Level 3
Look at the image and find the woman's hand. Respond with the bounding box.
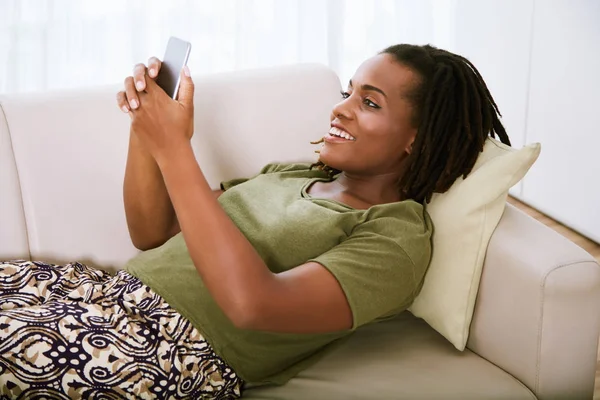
[117,57,162,114]
[116,57,195,166]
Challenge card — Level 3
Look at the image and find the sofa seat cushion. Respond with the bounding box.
[244,312,536,400]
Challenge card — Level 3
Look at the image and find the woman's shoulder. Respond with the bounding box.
[356,200,433,265]
[364,199,430,228]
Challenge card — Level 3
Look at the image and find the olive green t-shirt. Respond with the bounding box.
[124,163,433,387]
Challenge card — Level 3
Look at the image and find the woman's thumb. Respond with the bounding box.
[177,66,195,106]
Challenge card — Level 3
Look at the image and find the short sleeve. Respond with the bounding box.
[220,162,312,190]
[309,209,432,330]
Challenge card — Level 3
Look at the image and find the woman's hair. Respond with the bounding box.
[312,44,511,203]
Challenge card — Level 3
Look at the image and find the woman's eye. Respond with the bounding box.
[364,99,380,109]
[339,91,379,109]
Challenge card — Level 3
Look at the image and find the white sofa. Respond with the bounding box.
[1,64,599,399]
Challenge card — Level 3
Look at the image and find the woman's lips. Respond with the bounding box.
[323,126,356,143]
[324,133,355,143]
[329,126,356,140]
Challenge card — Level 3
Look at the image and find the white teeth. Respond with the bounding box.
[328,126,356,141]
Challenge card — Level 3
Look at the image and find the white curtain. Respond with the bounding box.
[0,0,457,94]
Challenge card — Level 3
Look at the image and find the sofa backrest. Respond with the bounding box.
[0,64,341,271]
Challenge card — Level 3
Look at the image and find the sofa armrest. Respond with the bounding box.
[467,204,600,400]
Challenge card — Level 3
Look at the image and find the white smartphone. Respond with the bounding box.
[155,37,192,99]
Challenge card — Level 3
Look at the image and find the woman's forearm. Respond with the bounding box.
[123,129,179,250]
[157,143,276,327]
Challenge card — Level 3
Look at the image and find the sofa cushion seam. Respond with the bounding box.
[0,102,31,260]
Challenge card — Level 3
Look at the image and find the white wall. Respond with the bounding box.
[450,0,535,197]
[450,0,600,242]
[521,0,600,242]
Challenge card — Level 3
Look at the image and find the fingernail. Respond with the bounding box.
[149,68,156,77]
[183,66,190,77]
[121,106,129,113]
[136,81,144,91]
[130,99,138,109]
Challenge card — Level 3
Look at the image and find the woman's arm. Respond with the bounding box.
[130,69,353,333]
[120,58,222,250]
[120,58,179,250]
[159,143,353,333]
[123,129,180,250]
[123,131,223,250]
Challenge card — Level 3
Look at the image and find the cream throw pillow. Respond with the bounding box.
[409,137,541,351]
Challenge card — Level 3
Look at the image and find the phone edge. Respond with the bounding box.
[172,42,192,99]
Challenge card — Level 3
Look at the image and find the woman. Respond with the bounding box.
[0,44,510,398]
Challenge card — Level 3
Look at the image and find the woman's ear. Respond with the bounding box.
[405,132,417,154]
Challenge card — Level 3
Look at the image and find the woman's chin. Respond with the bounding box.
[317,151,345,171]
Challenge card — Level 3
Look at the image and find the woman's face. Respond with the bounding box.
[319,54,420,176]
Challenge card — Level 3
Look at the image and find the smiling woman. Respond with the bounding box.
[313,54,420,205]
[311,44,510,204]
[1,43,509,399]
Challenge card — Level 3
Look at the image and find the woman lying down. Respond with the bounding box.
[0,43,510,399]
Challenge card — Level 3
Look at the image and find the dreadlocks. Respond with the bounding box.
[311,44,511,203]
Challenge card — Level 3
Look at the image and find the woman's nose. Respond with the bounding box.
[331,98,353,120]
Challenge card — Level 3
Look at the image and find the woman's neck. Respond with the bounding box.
[329,170,404,206]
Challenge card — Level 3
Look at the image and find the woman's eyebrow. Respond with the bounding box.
[348,80,387,98]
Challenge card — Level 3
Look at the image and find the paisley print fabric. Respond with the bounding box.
[0,260,242,399]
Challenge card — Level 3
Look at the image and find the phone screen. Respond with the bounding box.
[155,37,192,99]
